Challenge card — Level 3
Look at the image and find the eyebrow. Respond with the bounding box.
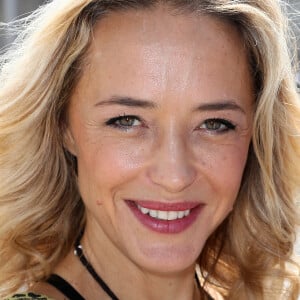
[95,96,158,109]
[194,101,246,114]
[95,96,245,114]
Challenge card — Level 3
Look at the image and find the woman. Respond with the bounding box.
[0,0,299,299]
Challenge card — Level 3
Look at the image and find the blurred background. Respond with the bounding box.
[0,0,45,48]
[0,0,299,255]
[0,0,44,25]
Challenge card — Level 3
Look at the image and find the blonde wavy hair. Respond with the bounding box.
[0,0,299,299]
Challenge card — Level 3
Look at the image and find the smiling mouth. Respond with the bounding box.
[126,200,203,234]
[137,204,191,221]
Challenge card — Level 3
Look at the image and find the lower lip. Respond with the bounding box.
[126,201,203,234]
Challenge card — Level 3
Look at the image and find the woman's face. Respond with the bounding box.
[66,7,254,273]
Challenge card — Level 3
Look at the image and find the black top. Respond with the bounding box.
[47,274,85,300]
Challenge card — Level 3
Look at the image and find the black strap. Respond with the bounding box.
[47,273,213,300]
[73,232,213,300]
[47,274,85,300]
[74,239,119,300]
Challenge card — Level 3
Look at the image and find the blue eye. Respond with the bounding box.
[105,115,142,129]
[199,118,236,133]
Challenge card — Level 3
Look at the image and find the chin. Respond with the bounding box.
[127,240,205,275]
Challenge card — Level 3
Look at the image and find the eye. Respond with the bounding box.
[105,115,142,129]
[198,118,236,133]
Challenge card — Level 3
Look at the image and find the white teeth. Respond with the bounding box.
[137,204,190,221]
[149,210,157,218]
[140,206,150,214]
[158,210,168,220]
[167,211,178,221]
[178,211,185,219]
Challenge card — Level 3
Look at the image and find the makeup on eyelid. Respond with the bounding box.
[94,96,248,135]
[104,114,237,134]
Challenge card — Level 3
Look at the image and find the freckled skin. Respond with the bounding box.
[64,6,254,299]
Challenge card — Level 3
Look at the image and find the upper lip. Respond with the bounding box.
[126,200,202,211]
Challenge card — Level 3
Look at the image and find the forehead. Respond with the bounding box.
[88,5,247,59]
[74,6,252,105]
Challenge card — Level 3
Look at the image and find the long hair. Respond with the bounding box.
[0,0,299,298]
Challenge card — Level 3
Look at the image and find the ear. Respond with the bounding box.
[63,127,77,157]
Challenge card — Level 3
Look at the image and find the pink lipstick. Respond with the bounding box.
[126,200,203,234]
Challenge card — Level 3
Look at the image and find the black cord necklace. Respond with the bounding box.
[74,235,119,300]
[74,234,209,300]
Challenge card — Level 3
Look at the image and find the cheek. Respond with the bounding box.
[197,142,250,221]
[214,148,247,183]
[195,135,250,190]
[215,151,246,198]
[76,137,148,204]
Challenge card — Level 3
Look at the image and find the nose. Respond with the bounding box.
[147,130,197,193]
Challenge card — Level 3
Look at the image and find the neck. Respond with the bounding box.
[54,221,200,300]
[79,223,200,300]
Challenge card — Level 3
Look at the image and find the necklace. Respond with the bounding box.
[74,235,211,300]
[74,235,119,300]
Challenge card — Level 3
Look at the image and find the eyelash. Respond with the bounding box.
[198,118,236,133]
[105,115,142,130]
[105,115,236,134]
